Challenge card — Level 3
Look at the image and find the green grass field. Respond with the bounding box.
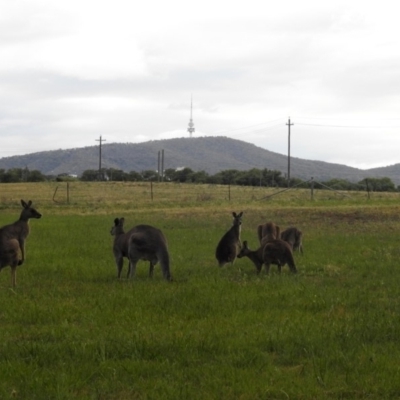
[1,182,400,399]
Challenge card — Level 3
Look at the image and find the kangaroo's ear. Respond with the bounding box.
[114,218,119,225]
[238,212,243,217]
[232,212,237,217]
[120,217,125,224]
[21,200,28,208]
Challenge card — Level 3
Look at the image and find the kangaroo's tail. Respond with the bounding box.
[287,251,297,273]
[157,241,171,281]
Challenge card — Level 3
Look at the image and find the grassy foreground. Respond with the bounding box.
[1,183,400,399]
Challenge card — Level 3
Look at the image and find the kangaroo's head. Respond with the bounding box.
[232,211,243,227]
[237,240,249,258]
[20,199,42,221]
[110,217,125,236]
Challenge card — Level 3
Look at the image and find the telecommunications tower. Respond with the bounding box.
[187,96,195,138]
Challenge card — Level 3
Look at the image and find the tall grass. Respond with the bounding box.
[0,183,400,398]
[1,181,400,212]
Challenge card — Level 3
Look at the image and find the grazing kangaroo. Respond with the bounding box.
[111,217,171,281]
[237,240,297,274]
[237,240,264,273]
[215,211,243,267]
[0,200,42,287]
[263,239,297,274]
[281,227,303,254]
[257,221,280,245]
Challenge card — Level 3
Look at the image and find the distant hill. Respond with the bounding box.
[0,136,398,184]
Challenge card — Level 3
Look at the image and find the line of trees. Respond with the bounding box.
[0,168,46,183]
[80,167,399,192]
[0,167,398,192]
[80,167,288,187]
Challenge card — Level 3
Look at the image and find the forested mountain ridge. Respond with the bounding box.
[0,136,398,184]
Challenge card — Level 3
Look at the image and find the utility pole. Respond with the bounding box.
[157,150,165,181]
[96,135,106,180]
[286,117,294,187]
[157,151,161,182]
[161,149,164,182]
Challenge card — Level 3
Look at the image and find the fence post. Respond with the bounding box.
[52,186,59,203]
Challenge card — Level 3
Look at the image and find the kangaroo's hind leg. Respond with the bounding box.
[10,255,19,287]
[127,259,138,279]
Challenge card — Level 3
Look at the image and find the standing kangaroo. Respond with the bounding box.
[237,240,297,274]
[111,217,171,281]
[257,221,280,245]
[281,227,303,254]
[215,211,243,267]
[110,217,130,279]
[0,200,42,287]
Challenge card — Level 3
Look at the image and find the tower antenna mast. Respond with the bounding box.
[187,95,195,138]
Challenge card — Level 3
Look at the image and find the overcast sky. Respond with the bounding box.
[1,0,399,169]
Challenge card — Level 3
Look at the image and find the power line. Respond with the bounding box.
[211,118,286,135]
[209,118,400,138]
[296,123,400,129]
[227,123,284,137]
[293,115,400,121]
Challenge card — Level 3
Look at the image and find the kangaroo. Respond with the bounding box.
[237,240,297,274]
[263,239,297,274]
[110,217,131,279]
[257,221,280,245]
[111,217,171,281]
[0,199,42,287]
[215,211,243,267]
[0,239,21,287]
[281,227,303,254]
[237,240,264,273]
